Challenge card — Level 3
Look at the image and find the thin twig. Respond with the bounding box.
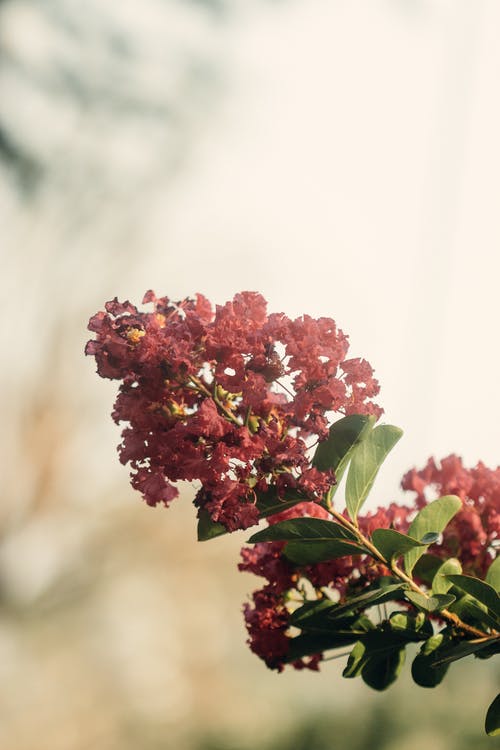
[327,505,491,640]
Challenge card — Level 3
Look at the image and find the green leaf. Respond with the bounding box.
[344,631,407,689]
[412,653,448,687]
[289,599,338,628]
[486,556,500,593]
[283,539,368,565]
[388,611,433,641]
[404,495,462,575]
[463,604,500,632]
[411,633,450,687]
[345,425,403,522]
[412,554,443,586]
[464,604,500,632]
[197,509,227,541]
[371,528,428,562]
[432,558,462,595]
[254,487,308,518]
[332,584,407,618]
[405,591,455,612]
[431,636,500,667]
[285,614,375,660]
[247,515,368,566]
[445,574,500,620]
[389,611,423,631]
[197,486,309,541]
[486,694,500,737]
[343,640,367,678]
[300,584,407,628]
[248,517,357,543]
[312,414,375,500]
[475,640,500,660]
[290,587,404,632]
[448,595,500,631]
[290,605,373,636]
[362,647,406,691]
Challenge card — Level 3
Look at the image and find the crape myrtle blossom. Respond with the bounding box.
[240,457,499,672]
[86,291,382,531]
[87,290,499,702]
[402,455,500,577]
[239,500,413,671]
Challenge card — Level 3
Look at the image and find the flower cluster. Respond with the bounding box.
[86,291,382,531]
[239,500,409,671]
[88,289,499,734]
[240,456,499,672]
[402,455,500,577]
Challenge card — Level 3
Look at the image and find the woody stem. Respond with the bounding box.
[327,506,490,640]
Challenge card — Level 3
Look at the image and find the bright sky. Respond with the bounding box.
[119,0,500,505]
[3,0,500,512]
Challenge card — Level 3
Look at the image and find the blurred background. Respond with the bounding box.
[1,0,499,748]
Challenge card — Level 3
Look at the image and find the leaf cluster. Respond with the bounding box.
[202,415,500,736]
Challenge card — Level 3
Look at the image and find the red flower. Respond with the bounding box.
[86,291,383,531]
[402,455,499,576]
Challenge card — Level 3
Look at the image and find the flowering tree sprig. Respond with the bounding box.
[86,291,499,737]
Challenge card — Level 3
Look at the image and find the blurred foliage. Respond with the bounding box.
[196,696,498,750]
[0,0,288,193]
[0,0,220,193]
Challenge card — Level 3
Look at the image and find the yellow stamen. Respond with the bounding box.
[126,328,145,344]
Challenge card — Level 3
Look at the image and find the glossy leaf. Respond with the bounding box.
[197,486,309,541]
[248,517,357,543]
[300,584,407,628]
[388,611,433,641]
[312,414,375,500]
[371,528,427,562]
[448,595,499,632]
[290,605,373,636]
[412,554,443,586]
[344,630,407,688]
[432,558,462,595]
[289,599,338,628]
[362,647,406,691]
[389,611,423,631]
[343,640,367,678]
[200,480,333,540]
[462,603,500,632]
[284,538,368,565]
[486,556,500,593]
[475,640,500,660]
[445,574,500,619]
[331,584,407,618]
[485,693,500,737]
[197,509,227,541]
[404,495,462,575]
[431,636,500,667]
[266,517,368,565]
[405,591,455,612]
[412,633,450,687]
[254,487,308,518]
[412,654,448,688]
[345,425,403,522]
[286,616,374,660]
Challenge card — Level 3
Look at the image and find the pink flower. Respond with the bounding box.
[402,455,499,576]
[87,291,383,531]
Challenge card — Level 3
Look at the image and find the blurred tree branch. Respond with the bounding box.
[0,0,287,193]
